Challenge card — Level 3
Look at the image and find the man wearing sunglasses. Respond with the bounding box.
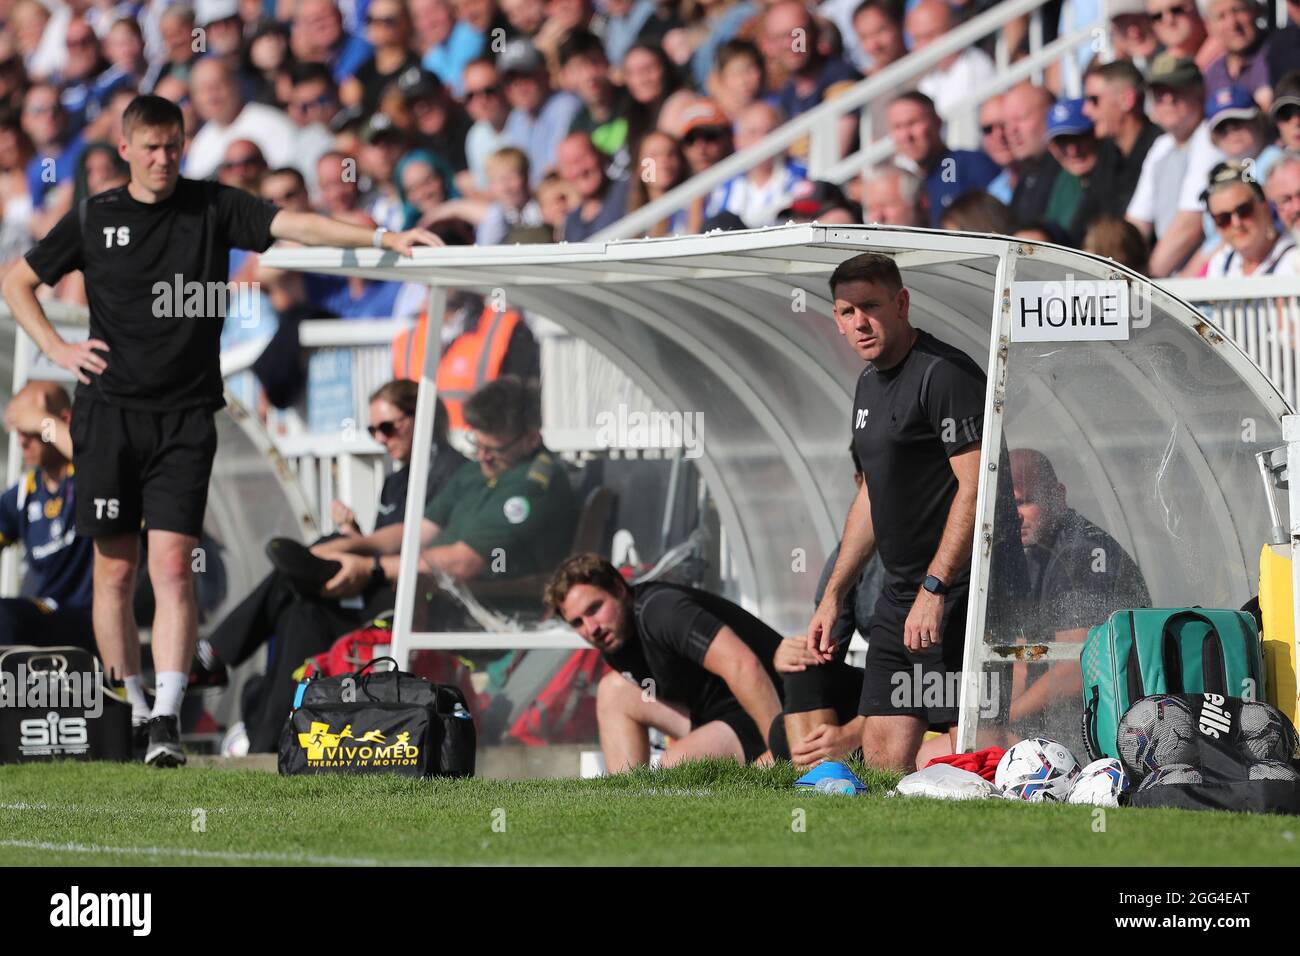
[1074,60,1161,237]
[462,58,512,196]
[1147,0,1209,65]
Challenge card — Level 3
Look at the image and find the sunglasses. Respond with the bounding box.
[684,127,727,144]
[466,85,501,98]
[366,13,400,25]
[981,122,1005,135]
[290,93,333,112]
[220,154,263,169]
[1149,4,1192,22]
[264,186,304,204]
[367,416,408,438]
[1211,198,1258,228]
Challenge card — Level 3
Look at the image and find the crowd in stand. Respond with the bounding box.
[3,0,1300,333]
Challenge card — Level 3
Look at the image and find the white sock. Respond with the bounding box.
[151,671,187,719]
[124,675,151,725]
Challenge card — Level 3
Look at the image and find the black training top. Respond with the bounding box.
[851,329,985,597]
[25,179,280,411]
[603,582,784,725]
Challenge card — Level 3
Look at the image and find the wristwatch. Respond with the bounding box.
[370,556,385,586]
[922,574,948,596]
[372,226,389,249]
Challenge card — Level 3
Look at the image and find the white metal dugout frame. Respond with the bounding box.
[263,225,1300,753]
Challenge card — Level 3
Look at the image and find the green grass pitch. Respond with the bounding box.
[1,759,1297,866]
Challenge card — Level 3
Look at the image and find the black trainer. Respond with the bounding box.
[131,721,150,761]
[144,715,186,767]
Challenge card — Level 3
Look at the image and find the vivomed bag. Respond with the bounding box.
[278,657,475,778]
[0,645,132,763]
[1081,608,1264,761]
[1125,693,1300,814]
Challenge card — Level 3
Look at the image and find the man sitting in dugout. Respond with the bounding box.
[314,376,579,627]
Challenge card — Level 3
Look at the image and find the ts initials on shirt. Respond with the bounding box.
[102,226,130,247]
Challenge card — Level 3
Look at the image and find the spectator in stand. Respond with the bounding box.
[980,95,1015,205]
[887,91,999,228]
[1109,0,1161,72]
[500,39,582,187]
[938,189,1016,234]
[22,84,85,234]
[0,41,31,108]
[358,114,413,231]
[185,56,298,179]
[1202,0,1273,108]
[285,63,340,193]
[87,0,142,39]
[475,146,544,242]
[1268,0,1300,84]
[851,0,907,82]
[562,29,632,171]
[244,19,294,107]
[397,150,451,226]
[217,138,268,192]
[501,0,547,38]
[1265,151,1300,230]
[684,0,758,92]
[316,150,366,217]
[1149,0,1213,68]
[343,0,422,114]
[399,66,473,172]
[628,130,691,235]
[559,131,631,240]
[12,0,54,79]
[605,0,658,65]
[0,113,36,274]
[1083,214,1151,271]
[679,99,734,177]
[413,0,484,95]
[290,0,373,87]
[102,17,147,89]
[706,102,805,227]
[1075,60,1162,239]
[58,16,115,136]
[536,170,578,236]
[196,0,247,62]
[461,58,513,196]
[140,3,197,92]
[1202,159,1299,275]
[862,163,927,226]
[907,0,996,152]
[1272,72,1300,151]
[622,42,683,146]
[1127,55,1223,277]
[1005,82,1061,230]
[709,39,765,123]
[1042,99,1100,243]
[1207,85,1282,185]
[764,0,858,121]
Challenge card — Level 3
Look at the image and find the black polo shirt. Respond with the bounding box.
[603,583,784,725]
[851,330,986,600]
[1070,120,1162,242]
[24,179,279,411]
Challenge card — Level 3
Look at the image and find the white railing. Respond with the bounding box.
[593,0,1105,242]
[1163,276,1300,410]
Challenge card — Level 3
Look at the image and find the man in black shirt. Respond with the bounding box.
[809,252,985,773]
[545,553,785,770]
[1,94,442,767]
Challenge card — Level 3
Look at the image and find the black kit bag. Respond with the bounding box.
[1125,692,1300,814]
[278,657,475,778]
[0,645,132,763]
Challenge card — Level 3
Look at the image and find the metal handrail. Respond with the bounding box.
[591,0,1103,242]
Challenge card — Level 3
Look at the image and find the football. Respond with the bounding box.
[1067,757,1130,807]
[1117,695,1197,782]
[1237,701,1300,764]
[996,737,1081,802]
[1247,760,1300,782]
[1136,763,1203,790]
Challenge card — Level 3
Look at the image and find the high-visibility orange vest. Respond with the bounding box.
[392,306,521,429]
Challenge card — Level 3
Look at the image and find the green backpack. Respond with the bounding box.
[1080,608,1265,761]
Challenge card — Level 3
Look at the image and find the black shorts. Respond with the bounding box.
[696,704,768,763]
[70,399,218,539]
[858,587,969,731]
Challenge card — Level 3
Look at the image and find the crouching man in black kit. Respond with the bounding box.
[545,553,784,770]
[808,252,985,773]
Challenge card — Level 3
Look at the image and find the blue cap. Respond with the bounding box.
[1207,85,1259,129]
[1046,98,1093,140]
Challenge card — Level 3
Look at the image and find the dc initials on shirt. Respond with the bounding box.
[855,408,869,429]
[102,226,130,247]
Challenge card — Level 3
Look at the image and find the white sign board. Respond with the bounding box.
[1010,279,1130,343]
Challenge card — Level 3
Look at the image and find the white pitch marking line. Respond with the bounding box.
[0,839,394,866]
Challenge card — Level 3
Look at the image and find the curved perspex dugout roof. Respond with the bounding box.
[265,224,1291,749]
